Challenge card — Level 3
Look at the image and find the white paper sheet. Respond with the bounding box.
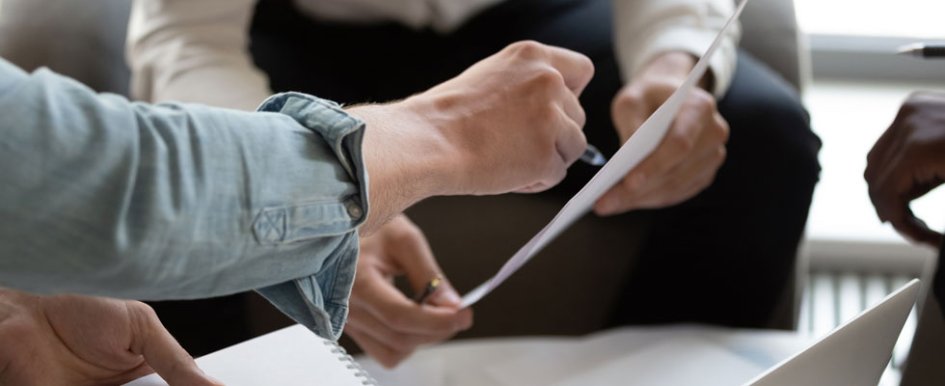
[460,0,750,307]
[123,325,370,386]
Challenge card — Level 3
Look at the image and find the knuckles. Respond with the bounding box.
[713,116,731,143]
[577,55,595,80]
[713,146,727,165]
[667,130,695,154]
[506,40,547,61]
[688,90,717,113]
[528,66,566,93]
[614,89,645,111]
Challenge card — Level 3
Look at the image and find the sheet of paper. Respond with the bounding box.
[123,325,370,386]
[461,0,750,307]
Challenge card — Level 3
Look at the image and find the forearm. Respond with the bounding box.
[0,62,367,301]
[613,0,739,97]
[345,100,461,233]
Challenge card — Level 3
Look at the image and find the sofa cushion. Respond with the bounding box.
[0,0,132,95]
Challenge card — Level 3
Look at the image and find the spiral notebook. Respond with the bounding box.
[124,324,376,386]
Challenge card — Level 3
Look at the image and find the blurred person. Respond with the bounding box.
[865,91,945,385]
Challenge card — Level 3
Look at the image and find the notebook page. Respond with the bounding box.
[124,325,371,386]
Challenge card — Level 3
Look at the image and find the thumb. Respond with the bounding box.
[131,305,223,386]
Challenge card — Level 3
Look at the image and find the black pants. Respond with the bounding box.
[153,0,822,353]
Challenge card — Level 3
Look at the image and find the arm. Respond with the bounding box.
[865,91,945,247]
[0,41,592,339]
[594,0,737,215]
[0,59,371,302]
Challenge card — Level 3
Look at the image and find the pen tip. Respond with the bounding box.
[897,43,923,56]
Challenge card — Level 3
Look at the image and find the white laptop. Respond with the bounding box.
[746,278,920,385]
[536,279,921,386]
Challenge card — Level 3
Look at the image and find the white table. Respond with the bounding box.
[357,325,812,386]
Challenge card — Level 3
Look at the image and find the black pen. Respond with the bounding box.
[897,43,945,59]
[581,144,608,166]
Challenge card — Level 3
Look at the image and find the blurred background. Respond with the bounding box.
[791,0,945,384]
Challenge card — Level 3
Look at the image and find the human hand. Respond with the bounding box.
[345,215,472,368]
[594,52,729,216]
[411,40,594,195]
[351,41,593,210]
[0,289,220,386]
[865,91,945,247]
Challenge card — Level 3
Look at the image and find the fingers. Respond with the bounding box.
[502,41,594,96]
[346,276,471,368]
[345,303,463,368]
[594,136,725,214]
[356,273,472,335]
[864,108,907,183]
[891,211,944,248]
[128,303,222,386]
[382,217,461,306]
[611,83,675,142]
[349,216,472,366]
[595,92,727,215]
[555,99,588,168]
[869,152,945,248]
[865,96,921,187]
[543,44,595,96]
[634,91,719,179]
[345,326,406,369]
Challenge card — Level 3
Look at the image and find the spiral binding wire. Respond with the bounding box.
[325,340,379,385]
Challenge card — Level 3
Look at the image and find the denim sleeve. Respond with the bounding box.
[0,59,367,339]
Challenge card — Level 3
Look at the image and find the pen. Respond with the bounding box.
[581,144,608,166]
[413,277,442,304]
[897,43,945,59]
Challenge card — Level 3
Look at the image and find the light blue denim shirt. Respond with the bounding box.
[0,58,367,340]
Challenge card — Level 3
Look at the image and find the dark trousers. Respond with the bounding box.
[153,0,822,353]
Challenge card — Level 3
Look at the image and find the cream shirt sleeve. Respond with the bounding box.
[127,0,271,110]
[613,0,741,97]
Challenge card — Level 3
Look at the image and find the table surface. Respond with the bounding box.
[356,325,813,386]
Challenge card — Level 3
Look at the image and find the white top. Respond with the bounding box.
[127,0,740,111]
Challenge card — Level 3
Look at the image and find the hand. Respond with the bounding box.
[865,91,945,247]
[0,289,220,386]
[345,215,472,368]
[350,41,594,231]
[412,40,595,195]
[594,52,729,216]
